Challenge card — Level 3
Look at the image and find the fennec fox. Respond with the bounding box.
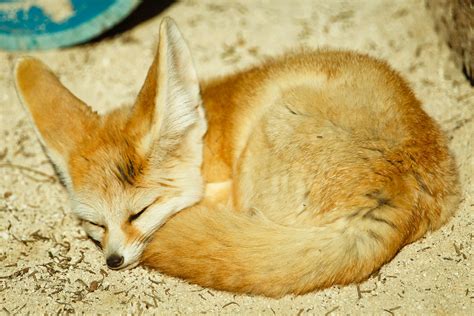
[14,18,460,297]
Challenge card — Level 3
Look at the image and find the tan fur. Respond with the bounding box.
[14,18,460,297]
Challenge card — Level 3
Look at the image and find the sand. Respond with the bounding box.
[0,0,472,314]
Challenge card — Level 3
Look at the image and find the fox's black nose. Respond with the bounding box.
[106,254,124,269]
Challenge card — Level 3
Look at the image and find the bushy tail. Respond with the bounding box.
[142,202,410,297]
[142,129,460,297]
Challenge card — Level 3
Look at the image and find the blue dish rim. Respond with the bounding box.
[0,0,141,51]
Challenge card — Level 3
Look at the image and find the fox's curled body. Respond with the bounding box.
[143,49,460,297]
[14,18,459,297]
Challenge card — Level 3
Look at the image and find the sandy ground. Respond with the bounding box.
[0,0,473,314]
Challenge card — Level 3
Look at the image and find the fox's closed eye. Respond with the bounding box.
[85,220,105,229]
[129,206,149,222]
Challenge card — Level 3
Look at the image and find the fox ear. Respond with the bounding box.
[14,57,99,187]
[127,17,204,154]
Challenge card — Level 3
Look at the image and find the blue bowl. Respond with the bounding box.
[0,0,140,51]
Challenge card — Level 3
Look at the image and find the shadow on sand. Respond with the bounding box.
[89,0,175,43]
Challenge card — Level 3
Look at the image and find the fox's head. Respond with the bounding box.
[13,18,207,270]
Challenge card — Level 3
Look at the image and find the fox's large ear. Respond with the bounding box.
[14,57,99,188]
[127,17,204,154]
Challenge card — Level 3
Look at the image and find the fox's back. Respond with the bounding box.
[201,51,419,172]
[200,50,455,229]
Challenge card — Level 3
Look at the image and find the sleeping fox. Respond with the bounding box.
[13,17,460,297]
